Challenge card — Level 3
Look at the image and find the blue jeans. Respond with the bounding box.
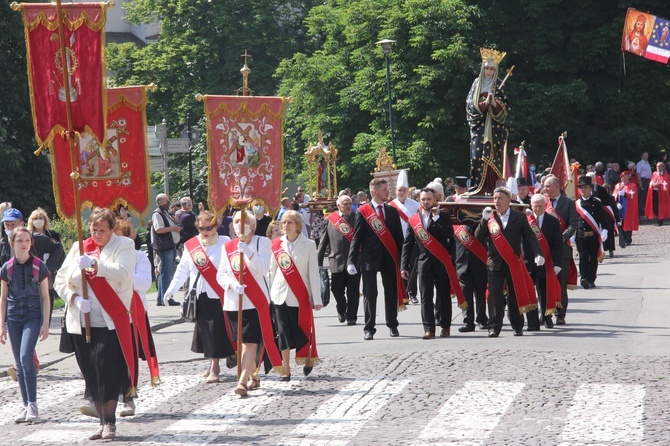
[7,299,42,405]
[156,248,176,304]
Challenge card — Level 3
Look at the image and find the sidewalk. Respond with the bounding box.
[0,291,185,374]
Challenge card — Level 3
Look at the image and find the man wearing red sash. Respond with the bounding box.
[614,171,639,246]
[389,170,420,304]
[475,187,543,337]
[317,195,360,325]
[347,178,405,341]
[644,161,670,226]
[524,194,563,330]
[542,175,579,325]
[575,176,608,289]
[217,211,282,396]
[400,187,456,339]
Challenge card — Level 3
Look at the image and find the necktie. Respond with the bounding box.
[377,204,385,223]
[551,198,557,208]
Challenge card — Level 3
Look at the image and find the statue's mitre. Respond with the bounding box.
[480,48,506,65]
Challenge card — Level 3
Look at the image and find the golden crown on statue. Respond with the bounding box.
[480,48,506,65]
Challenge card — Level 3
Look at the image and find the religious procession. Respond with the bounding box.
[1,0,669,443]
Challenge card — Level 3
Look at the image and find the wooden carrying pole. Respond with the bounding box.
[56,0,91,342]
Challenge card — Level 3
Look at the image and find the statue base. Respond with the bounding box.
[439,195,528,225]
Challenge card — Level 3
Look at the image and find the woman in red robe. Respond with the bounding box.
[644,162,670,225]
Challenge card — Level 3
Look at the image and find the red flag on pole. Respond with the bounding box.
[201,95,288,214]
[18,2,108,149]
[51,86,152,221]
[550,132,571,191]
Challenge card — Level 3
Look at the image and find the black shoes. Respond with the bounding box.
[280,374,291,382]
[389,328,400,338]
[589,282,596,288]
[347,320,356,326]
[156,302,165,306]
[580,278,590,289]
[479,323,492,330]
[458,325,476,333]
[303,366,313,376]
[409,295,419,305]
[544,318,554,329]
[526,326,540,332]
[167,299,180,306]
[513,329,523,336]
[364,331,374,340]
[488,328,500,338]
[556,316,566,325]
[338,314,346,323]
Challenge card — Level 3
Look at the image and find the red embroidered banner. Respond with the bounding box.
[20,2,108,149]
[202,96,288,214]
[51,86,151,221]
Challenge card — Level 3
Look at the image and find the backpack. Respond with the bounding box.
[6,255,41,284]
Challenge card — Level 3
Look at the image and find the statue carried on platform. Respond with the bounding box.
[466,48,510,195]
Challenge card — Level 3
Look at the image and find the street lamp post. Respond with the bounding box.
[187,114,193,200]
[376,38,397,164]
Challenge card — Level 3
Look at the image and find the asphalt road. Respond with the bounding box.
[0,221,668,445]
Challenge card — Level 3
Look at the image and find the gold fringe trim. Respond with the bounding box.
[518,303,538,315]
[458,302,468,311]
[125,386,137,398]
[22,7,108,32]
[295,356,321,367]
[567,285,577,290]
[272,365,286,376]
[151,375,161,387]
[397,303,407,312]
[203,96,288,120]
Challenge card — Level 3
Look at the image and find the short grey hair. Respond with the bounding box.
[337,194,352,206]
[493,186,512,198]
[426,181,444,198]
[530,193,546,205]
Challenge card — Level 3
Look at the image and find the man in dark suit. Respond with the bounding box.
[475,187,543,337]
[524,194,564,330]
[400,187,455,339]
[318,194,360,325]
[347,178,405,340]
[542,175,579,325]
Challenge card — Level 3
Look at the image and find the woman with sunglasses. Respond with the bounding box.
[163,211,234,383]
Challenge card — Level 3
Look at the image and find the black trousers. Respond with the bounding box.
[526,272,551,328]
[419,263,452,332]
[556,243,571,318]
[487,264,524,331]
[362,267,399,334]
[459,268,488,326]
[331,271,361,322]
[622,230,633,244]
[402,244,418,299]
[576,236,600,283]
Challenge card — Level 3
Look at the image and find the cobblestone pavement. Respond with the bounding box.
[0,222,668,445]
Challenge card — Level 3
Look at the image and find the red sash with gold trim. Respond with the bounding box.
[388,200,410,223]
[527,215,562,315]
[130,292,160,385]
[225,238,283,373]
[453,225,488,264]
[486,217,538,313]
[271,238,320,367]
[185,237,234,352]
[82,237,137,396]
[409,214,466,310]
[327,212,354,242]
[545,197,578,289]
[575,199,604,259]
[358,204,407,311]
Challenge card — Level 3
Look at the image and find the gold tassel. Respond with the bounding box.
[126,386,137,398]
[151,375,161,387]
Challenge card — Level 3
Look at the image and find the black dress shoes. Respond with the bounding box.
[389,328,400,338]
[303,366,313,376]
[544,318,554,329]
[280,374,291,382]
[580,278,590,289]
[409,295,419,305]
[513,329,523,336]
[364,331,374,340]
[347,320,356,326]
[458,325,476,333]
[338,314,346,323]
[527,326,540,332]
[555,316,566,325]
[488,329,500,338]
[479,323,492,330]
[167,299,180,306]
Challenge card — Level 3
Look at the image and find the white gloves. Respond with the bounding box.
[78,254,94,269]
[230,281,246,295]
[238,241,254,257]
[535,255,545,266]
[347,264,358,275]
[74,295,91,313]
[553,266,562,275]
[600,229,608,241]
[617,203,623,210]
[482,207,493,221]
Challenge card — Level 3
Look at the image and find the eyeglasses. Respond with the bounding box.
[181,202,191,206]
[197,226,215,232]
[297,190,304,193]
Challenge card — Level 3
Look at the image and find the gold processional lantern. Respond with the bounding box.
[306,132,338,210]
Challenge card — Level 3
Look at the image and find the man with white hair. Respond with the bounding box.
[389,170,420,304]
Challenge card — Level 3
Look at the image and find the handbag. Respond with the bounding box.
[319,267,330,307]
[181,273,201,322]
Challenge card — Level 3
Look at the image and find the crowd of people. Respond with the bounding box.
[0,150,664,437]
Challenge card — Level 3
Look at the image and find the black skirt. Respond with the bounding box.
[225,309,262,344]
[272,303,308,352]
[191,293,234,359]
[137,313,157,360]
[73,327,130,404]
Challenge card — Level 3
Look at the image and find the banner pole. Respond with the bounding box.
[56,0,91,343]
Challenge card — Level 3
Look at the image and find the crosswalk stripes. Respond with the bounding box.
[558,383,645,445]
[417,380,525,446]
[277,377,412,446]
[0,371,654,444]
[22,374,202,443]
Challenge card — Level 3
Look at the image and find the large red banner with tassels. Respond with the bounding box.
[203,96,288,214]
[20,2,107,149]
[51,86,151,221]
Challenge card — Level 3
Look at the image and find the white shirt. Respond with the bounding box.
[533,213,544,228]
[636,159,652,180]
[370,200,385,219]
[392,197,420,238]
[499,208,511,229]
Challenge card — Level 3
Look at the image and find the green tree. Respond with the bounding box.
[0,2,55,215]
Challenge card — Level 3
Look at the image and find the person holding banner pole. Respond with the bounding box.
[270,211,323,381]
